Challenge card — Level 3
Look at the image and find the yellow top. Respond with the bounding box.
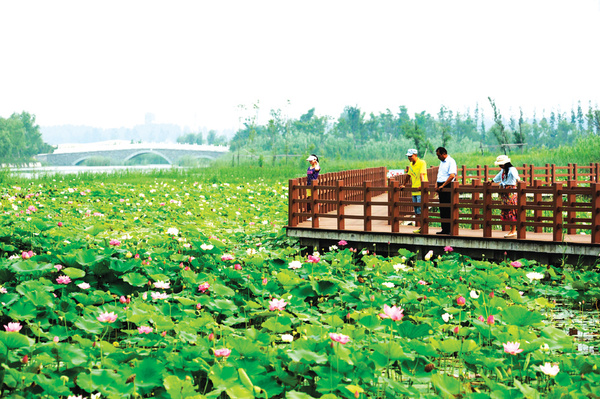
[408,158,428,195]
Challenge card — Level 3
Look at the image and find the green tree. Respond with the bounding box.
[488,97,511,153]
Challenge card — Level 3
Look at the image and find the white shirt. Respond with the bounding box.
[437,155,457,183]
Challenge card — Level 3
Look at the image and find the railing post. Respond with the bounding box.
[289,178,299,227]
[421,182,430,235]
[552,182,563,242]
[483,181,492,238]
[364,181,372,232]
[336,180,345,230]
[450,181,460,236]
[546,163,551,184]
[533,180,543,233]
[311,180,319,228]
[592,182,600,244]
[472,179,481,230]
[392,181,400,232]
[572,163,579,183]
[529,164,535,186]
[484,165,490,182]
[551,164,557,184]
[567,180,576,235]
[517,180,527,239]
[461,164,467,185]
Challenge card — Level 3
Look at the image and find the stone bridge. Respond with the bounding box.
[35,141,229,166]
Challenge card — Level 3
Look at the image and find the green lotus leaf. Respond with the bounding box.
[74,249,106,266]
[514,380,541,399]
[73,318,104,335]
[164,375,205,399]
[208,364,238,389]
[30,218,55,232]
[229,336,263,358]
[396,321,433,339]
[431,373,462,397]
[212,283,235,297]
[76,369,134,396]
[0,332,33,349]
[9,260,54,274]
[109,259,136,273]
[123,272,148,287]
[321,314,344,328]
[277,270,303,287]
[358,314,381,330]
[371,342,414,361]
[133,357,166,394]
[287,349,328,364]
[61,267,86,279]
[286,391,319,399]
[6,299,37,320]
[58,343,89,367]
[32,374,73,396]
[84,223,106,236]
[311,279,337,295]
[262,316,292,333]
[501,306,545,327]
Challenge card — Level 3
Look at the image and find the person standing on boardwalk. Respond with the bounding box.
[403,149,428,233]
[492,154,520,238]
[435,147,457,235]
[305,154,320,219]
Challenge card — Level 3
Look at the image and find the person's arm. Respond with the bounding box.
[438,173,456,190]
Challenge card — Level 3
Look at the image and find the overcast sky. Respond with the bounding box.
[1,0,599,132]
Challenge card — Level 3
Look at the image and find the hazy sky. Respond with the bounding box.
[1,0,599,132]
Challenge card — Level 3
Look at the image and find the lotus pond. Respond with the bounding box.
[0,174,599,399]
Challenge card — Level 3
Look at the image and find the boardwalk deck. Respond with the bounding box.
[287,194,599,265]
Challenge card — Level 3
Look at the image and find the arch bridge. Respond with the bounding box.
[35,141,229,166]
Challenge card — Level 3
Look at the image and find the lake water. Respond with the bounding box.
[8,164,180,178]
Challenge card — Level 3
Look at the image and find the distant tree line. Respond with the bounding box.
[0,112,53,164]
[176,130,228,146]
[228,101,600,160]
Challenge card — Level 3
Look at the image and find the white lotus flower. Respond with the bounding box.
[442,313,453,323]
[540,362,560,377]
[526,272,544,281]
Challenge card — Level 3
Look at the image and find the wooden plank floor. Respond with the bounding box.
[297,194,594,245]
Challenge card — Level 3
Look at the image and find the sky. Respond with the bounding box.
[1,0,599,134]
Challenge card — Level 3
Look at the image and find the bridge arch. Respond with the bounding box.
[72,155,112,166]
[123,151,173,165]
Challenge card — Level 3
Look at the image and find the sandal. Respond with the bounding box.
[504,232,517,238]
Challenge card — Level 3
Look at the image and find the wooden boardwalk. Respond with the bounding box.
[296,194,592,244]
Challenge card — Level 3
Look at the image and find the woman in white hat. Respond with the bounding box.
[492,154,520,238]
[305,154,320,218]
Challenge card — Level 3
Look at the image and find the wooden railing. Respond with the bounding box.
[288,163,600,244]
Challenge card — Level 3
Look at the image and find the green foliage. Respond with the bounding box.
[0,112,53,164]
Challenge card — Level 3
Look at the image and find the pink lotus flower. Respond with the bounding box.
[97,311,118,323]
[418,280,428,285]
[221,254,234,261]
[153,281,170,289]
[138,326,153,334]
[453,326,459,334]
[57,222,63,227]
[198,282,210,293]
[262,278,268,285]
[53,336,59,343]
[21,251,34,259]
[109,239,121,247]
[478,315,485,322]
[134,254,140,259]
[119,296,130,304]
[338,240,348,246]
[151,292,169,300]
[234,263,242,270]
[54,264,63,271]
[196,303,202,310]
[487,315,495,325]
[4,322,22,332]
[444,246,453,252]
[307,255,320,263]
[456,296,466,306]
[56,275,71,284]
[269,298,287,311]
[208,333,215,341]
[214,348,231,358]
[503,341,524,355]
[378,304,404,321]
[510,261,522,268]
[329,333,350,344]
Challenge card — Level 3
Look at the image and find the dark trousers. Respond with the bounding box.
[437,182,451,233]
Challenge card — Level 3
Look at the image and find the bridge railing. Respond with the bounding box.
[287,163,600,244]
